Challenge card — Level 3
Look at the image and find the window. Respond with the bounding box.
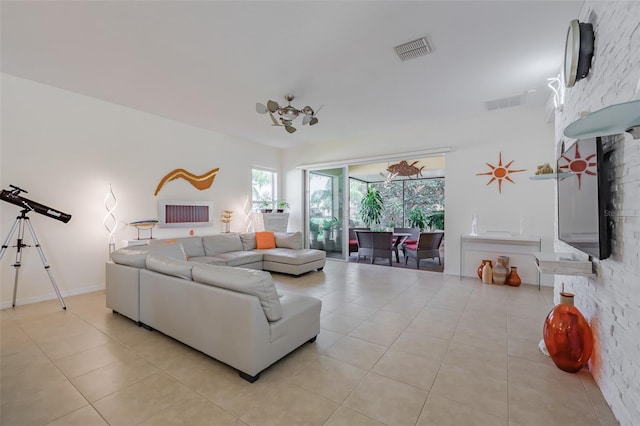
[309,172,333,219]
[349,177,445,228]
[349,178,368,226]
[252,168,278,211]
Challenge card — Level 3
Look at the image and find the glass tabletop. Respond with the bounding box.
[563,99,640,139]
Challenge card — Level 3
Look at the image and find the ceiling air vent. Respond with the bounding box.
[484,94,524,111]
[394,36,433,61]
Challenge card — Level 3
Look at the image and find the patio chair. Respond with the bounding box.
[349,227,369,256]
[355,231,394,266]
[394,227,420,257]
[404,231,444,268]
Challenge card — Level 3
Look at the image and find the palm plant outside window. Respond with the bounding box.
[349,177,444,229]
[252,169,277,211]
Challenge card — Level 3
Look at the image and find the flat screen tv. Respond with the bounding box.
[557,137,612,260]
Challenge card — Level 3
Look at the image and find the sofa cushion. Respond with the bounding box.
[202,233,243,256]
[261,248,325,265]
[206,251,263,267]
[274,232,303,250]
[187,256,227,266]
[146,254,193,280]
[111,242,187,268]
[255,231,276,249]
[192,264,283,321]
[240,233,257,251]
[173,237,206,258]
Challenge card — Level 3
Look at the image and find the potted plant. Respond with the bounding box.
[276,200,289,213]
[322,217,339,251]
[426,210,445,230]
[309,221,320,248]
[359,185,384,228]
[259,200,273,213]
[407,208,426,231]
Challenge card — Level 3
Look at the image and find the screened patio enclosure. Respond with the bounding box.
[305,155,445,261]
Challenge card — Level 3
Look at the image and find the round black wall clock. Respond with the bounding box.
[563,19,595,88]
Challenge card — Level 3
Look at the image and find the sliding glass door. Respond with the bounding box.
[306,167,347,260]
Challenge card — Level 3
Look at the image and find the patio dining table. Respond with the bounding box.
[392,232,412,262]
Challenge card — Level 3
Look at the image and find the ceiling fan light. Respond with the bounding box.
[280,107,298,120]
[257,95,320,133]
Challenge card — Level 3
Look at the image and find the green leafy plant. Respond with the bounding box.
[322,217,339,231]
[407,208,426,230]
[259,200,273,212]
[426,210,445,230]
[359,185,384,228]
[276,200,289,210]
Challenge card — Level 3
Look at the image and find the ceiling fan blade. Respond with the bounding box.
[309,117,319,126]
[268,112,280,126]
[284,123,297,134]
[302,115,311,125]
[266,100,279,113]
[256,102,268,114]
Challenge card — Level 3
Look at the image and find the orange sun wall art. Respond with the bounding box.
[557,142,596,190]
[476,152,527,193]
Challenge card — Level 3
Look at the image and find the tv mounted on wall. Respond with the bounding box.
[557,137,612,260]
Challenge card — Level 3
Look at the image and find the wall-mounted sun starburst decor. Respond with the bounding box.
[476,152,527,193]
[557,142,596,190]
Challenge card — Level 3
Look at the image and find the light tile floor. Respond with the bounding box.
[1,261,619,425]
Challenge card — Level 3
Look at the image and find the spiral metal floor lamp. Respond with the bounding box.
[103,185,118,257]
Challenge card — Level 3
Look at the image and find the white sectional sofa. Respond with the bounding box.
[105,232,324,382]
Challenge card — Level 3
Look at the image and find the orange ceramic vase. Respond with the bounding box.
[477,260,492,279]
[543,292,593,373]
[505,266,522,286]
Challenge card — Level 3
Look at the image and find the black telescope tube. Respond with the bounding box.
[0,190,72,223]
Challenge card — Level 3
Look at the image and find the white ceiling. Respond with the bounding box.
[1,1,583,149]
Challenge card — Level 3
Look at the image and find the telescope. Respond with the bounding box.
[0,185,72,223]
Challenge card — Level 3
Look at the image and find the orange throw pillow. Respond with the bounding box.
[255,231,276,249]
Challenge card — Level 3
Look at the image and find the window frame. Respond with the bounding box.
[251,167,278,211]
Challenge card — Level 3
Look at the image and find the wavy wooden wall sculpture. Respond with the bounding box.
[154,168,220,196]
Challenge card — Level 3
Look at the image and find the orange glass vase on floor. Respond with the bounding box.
[505,266,522,286]
[543,292,594,373]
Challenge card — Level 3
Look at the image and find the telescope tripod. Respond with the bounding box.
[0,210,66,309]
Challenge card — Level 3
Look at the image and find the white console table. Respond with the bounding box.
[460,234,542,287]
[254,213,289,232]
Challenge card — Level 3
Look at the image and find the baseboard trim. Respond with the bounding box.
[0,284,105,310]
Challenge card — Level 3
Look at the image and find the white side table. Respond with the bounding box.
[460,234,542,287]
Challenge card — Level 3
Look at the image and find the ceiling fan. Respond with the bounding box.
[256,94,321,134]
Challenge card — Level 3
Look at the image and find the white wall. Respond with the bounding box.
[0,74,281,307]
[553,2,640,425]
[283,106,556,284]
